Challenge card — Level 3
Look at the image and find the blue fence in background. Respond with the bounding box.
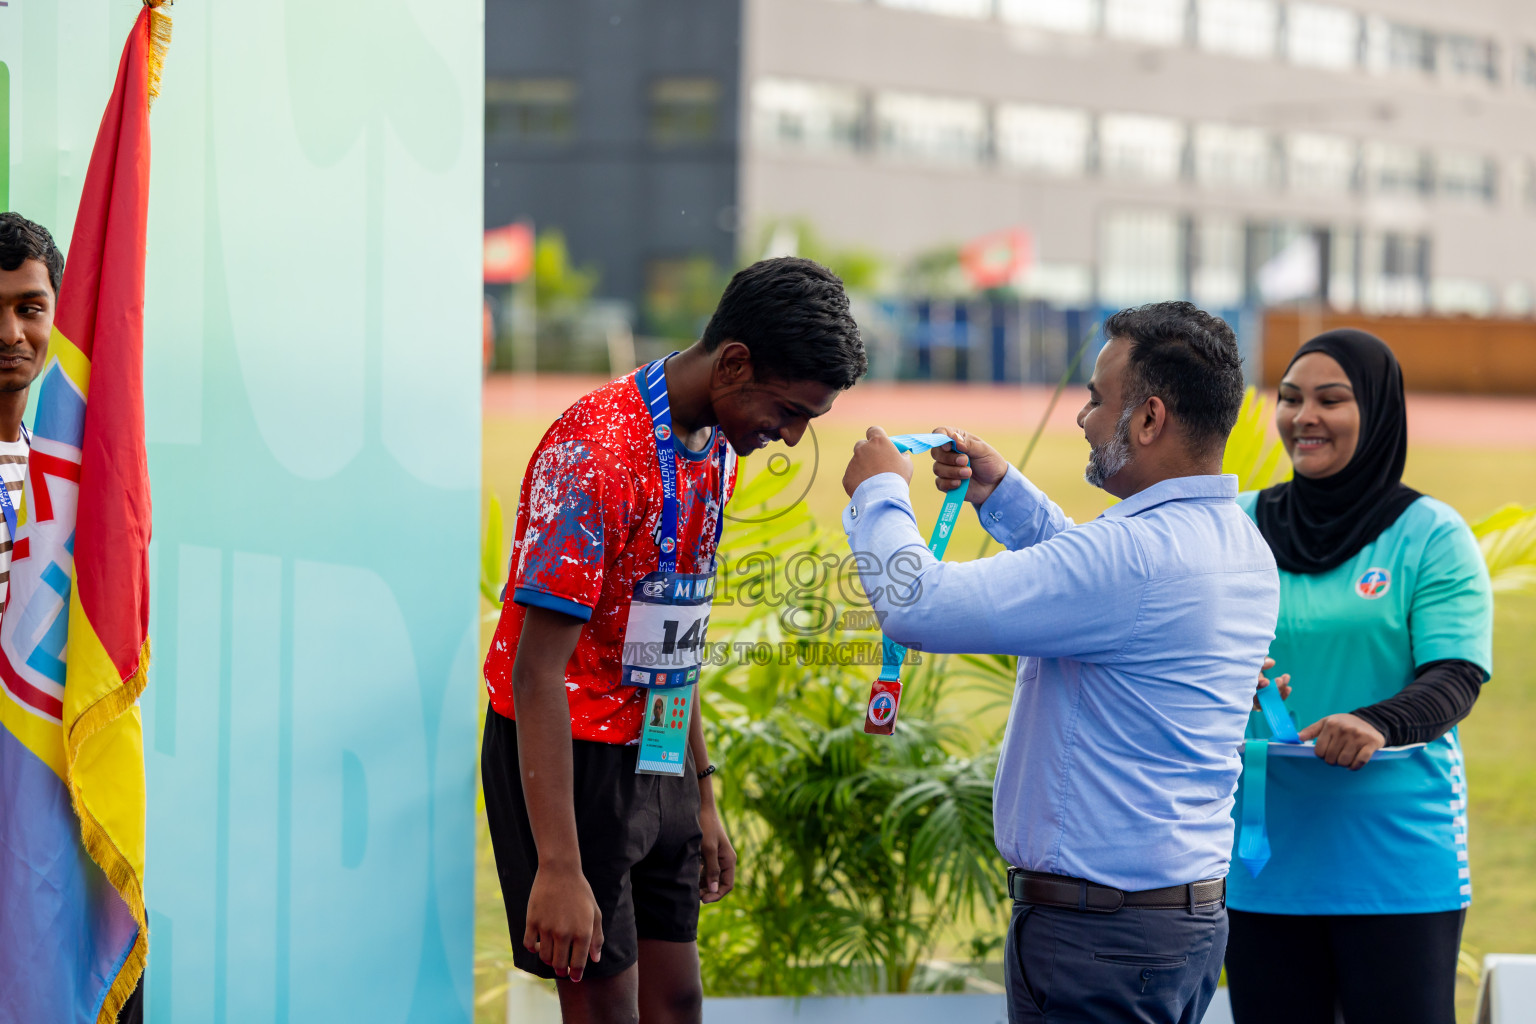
[868,299,1263,386]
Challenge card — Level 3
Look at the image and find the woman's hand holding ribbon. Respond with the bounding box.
[1252,657,1292,711]
[928,426,1009,506]
[1299,713,1386,770]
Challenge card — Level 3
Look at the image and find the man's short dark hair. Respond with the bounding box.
[701,257,866,390]
[1103,301,1245,456]
[0,212,64,295]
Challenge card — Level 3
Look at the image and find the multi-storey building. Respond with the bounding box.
[485,0,744,331]
[488,0,1536,322]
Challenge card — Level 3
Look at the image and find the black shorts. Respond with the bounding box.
[481,707,703,981]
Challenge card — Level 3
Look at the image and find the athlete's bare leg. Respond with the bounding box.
[636,939,703,1024]
[555,963,639,1024]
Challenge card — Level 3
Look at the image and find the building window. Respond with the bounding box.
[1255,228,1325,305]
[995,104,1091,177]
[650,78,721,146]
[1099,113,1185,183]
[1360,231,1429,314]
[752,78,864,155]
[1100,209,1185,307]
[1194,123,1274,189]
[1287,132,1356,194]
[1430,279,1494,317]
[1018,263,1095,305]
[874,91,988,166]
[486,78,576,145]
[1366,19,1436,76]
[876,0,993,18]
[999,0,1098,34]
[1103,0,1188,47]
[1285,3,1360,70]
[1366,141,1430,198]
[1328,228,1357,310]
[1435,152,1496,203]
[1440,35,1499,85]
[1521,46,1536,91]
[1191,217,1245,309]
[1195,0,1278,59]
[1501,282,1532,317]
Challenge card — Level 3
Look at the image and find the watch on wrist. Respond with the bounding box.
[697,763,717,781]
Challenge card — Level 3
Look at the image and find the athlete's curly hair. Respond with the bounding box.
[701,257,866,390]
[0,212,64,294]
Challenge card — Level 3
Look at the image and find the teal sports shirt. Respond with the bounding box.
[1228,493,1493,915]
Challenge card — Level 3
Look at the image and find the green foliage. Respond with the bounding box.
[898,245,966,298]
[699,470,1009,996]
[1222,387,1288,492]
[1471,504,1536,595]
[753,219,886,294]
[480,493,506,605]
[480,494,510,624]
[533,230,598,315]
[644,257,730,342]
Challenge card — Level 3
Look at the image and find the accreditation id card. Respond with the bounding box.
[636,686,694,775]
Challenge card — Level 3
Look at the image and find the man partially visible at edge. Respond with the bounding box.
[0,213,59,610]
[840,301,1279,1024]
[482,257,866,1024]
[1,215,146,1024]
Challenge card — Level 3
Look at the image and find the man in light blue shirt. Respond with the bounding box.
[841,302,1279,1024]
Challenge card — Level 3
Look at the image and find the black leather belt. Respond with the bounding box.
[1007,868,1225,913]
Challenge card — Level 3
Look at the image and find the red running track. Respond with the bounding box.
[484,374,1536,449]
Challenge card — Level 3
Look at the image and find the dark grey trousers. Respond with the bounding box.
[1005,899,1228,1023]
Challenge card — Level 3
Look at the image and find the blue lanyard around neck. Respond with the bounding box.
[875,433,970,683]
[640,356,727,573]
[0,424,30,543]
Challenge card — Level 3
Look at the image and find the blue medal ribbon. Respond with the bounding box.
[1238,675,1299,877]
[1255,677,1301,743]
[1238,739,1272,877]
[875,433,970,684]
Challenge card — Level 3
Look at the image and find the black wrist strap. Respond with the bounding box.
[697,763,716,781]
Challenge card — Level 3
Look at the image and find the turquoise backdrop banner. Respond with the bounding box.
[1,2,483,1020]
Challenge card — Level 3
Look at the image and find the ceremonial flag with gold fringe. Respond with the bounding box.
[0,3,167,1021]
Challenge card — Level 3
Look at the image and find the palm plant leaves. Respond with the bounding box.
[479,493,506,605]
[1222,387,1288,492]
[1471,504,1536,594]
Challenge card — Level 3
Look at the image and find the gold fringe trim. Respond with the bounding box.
[65,638,152,1024]
[144,1,173,107]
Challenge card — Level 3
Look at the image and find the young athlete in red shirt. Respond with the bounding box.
[482,257,866,1023]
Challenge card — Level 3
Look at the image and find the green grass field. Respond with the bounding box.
[477,409,1536,1023]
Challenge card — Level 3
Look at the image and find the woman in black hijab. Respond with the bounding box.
[1223,330,1494,1024]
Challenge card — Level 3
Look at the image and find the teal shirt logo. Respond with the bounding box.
[1355,567,1392,599]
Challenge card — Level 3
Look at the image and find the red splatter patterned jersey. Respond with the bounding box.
[483,368,737,744]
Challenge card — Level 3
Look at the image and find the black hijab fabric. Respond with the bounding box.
[1255,329,1422,575]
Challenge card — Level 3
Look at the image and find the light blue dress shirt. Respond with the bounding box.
[843,466,1279,891]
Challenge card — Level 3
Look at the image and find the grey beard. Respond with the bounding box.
[1085,404,1135,488]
